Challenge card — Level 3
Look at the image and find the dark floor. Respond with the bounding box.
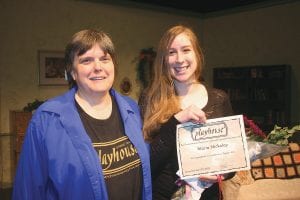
[0,188,12,200]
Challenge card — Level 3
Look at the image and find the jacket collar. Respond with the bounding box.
[41,86,135,126]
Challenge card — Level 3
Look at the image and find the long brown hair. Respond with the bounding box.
[143,25,205,141]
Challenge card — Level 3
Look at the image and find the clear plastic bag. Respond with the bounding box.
[247,139,288,162]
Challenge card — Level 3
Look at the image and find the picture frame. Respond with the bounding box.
[120,77,132,95]
[38,50,68,85]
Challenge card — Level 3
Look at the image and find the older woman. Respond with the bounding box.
[13,29,151,200]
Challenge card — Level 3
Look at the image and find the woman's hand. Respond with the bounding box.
[174,104,206,124]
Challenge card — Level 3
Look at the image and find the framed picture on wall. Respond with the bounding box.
[120,77,132,95]
[38,50,68,85]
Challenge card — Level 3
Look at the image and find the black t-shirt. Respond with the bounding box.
[76,97,142,200]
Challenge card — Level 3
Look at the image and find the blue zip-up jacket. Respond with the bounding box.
[12,87,152,200]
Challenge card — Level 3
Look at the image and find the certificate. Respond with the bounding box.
[176,115,250,179]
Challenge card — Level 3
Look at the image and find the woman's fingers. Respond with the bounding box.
[174,104,206,123]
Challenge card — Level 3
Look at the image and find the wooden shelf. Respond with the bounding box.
[213,65,291,133]
[10,110,32,167]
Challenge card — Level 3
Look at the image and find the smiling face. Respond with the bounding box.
[168,33,197,85]
[71,44,114,97]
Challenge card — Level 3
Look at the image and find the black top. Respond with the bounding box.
[76,97,142,200]
[150,87,234,200]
